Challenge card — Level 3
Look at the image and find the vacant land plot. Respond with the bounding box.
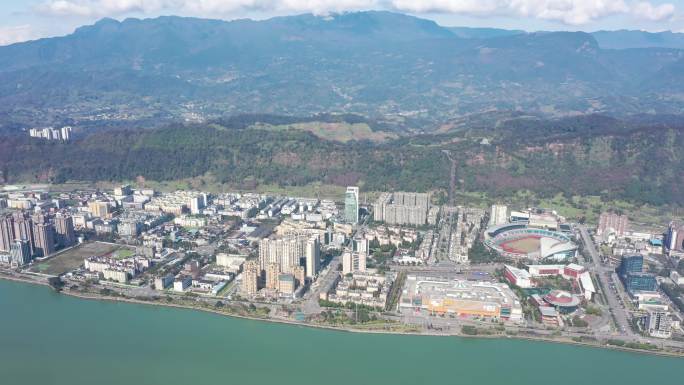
[29,242,133,276]
[253,122,398,143]
[111,248,136,259]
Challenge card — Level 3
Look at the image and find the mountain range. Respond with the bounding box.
[1,11,683,131]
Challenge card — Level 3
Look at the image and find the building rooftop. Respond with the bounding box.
[543,290,580,307]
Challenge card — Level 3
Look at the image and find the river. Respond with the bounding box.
[0,279,680,385]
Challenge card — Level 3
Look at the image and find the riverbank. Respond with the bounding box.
[1,273,681,358]
[5,276,682,385]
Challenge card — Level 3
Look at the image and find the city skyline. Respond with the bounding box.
[0,0,683,381]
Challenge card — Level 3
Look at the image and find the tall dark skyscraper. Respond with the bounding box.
[618,255,644,277]
[55,214,76,248]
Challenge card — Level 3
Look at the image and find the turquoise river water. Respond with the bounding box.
[0,279,681,385]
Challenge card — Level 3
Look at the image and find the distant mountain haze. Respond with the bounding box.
[0,11,683,130]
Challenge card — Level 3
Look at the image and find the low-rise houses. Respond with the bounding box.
[328,271,392,309]
[415,230,434,261]
[646,310,673,338]
[361,225,419,248]
[83,255,151,283]
[215,253,246,274]
[145,191,207,216]
[174,215,207,228]
[393,248,424,265]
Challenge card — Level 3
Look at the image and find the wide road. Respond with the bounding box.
[577,225,634,337]
[299,252,341,315]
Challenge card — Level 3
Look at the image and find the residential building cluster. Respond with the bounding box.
[150,256,238,297]
[360,225,419,247]
[450,207,485,263]
[325,271,393,309]
[414,230,434,261]
[145,191,208,216]
[240,233,321,297]
[4,181,684,345]
[596,212,629,239]
[4,191,59,210]
[373,192,436,226]
[83,255,151,283]
[28,126,72,141]
[274,219,328,243]
[0,210,76,266]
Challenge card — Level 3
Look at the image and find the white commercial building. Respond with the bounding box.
[578,271,596,301]
[342,251,367,275]
[173,276,192,292]
[490,204,508,226]
[503,265,532,288]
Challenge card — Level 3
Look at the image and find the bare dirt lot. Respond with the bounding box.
[29,242,134,276]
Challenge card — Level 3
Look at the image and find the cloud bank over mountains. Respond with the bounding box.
[36,0,676,25]
[0,0,677,46]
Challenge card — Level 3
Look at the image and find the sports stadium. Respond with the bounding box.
[484,223,577,261]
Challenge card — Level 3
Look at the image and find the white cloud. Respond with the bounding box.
[32,0,677,25]
[0,25,37,46]
[181,0,373,15]
[632,1,675,21]
[36,0,170,17]
[37,1,97,17]
[390,0,675,25]
[35,0,376,17]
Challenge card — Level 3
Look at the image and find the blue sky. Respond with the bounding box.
[1,0,683,45]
